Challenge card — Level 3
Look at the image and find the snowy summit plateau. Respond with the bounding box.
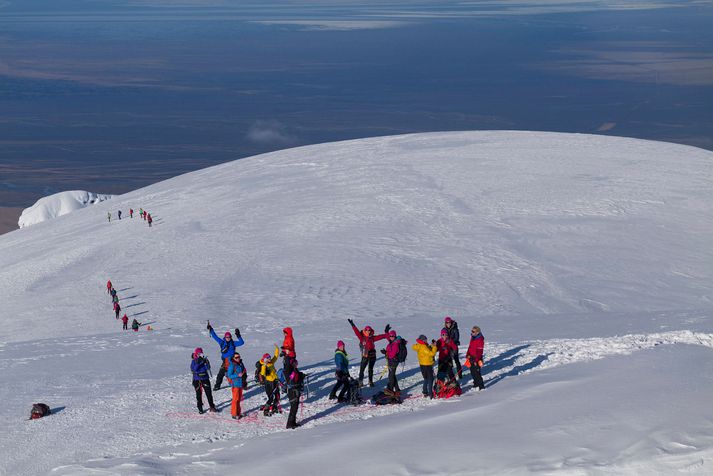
[1,131,712,475]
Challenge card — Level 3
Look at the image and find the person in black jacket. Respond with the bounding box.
[442,316,462,378]
[285,360,306,429]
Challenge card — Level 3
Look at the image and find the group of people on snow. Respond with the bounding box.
[107,207,153,227]
[190,315,485,430]
[106,280,140,331]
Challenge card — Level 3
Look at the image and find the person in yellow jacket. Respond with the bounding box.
[412,335,437,398]
[260,345,281,416]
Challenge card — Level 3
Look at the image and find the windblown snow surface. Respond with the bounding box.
[18,190,114,229]
[1,131,713,475]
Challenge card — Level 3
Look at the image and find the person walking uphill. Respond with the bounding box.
[348,318,390,387]
[443,316,462,378]
[131,318,141,331]
[106,280,113,295]
[329,341,351,402]
[381,330,401,394]
[465,326,486,391]
[190,348,217,414]
[121,313,129,330]
[147,214,153,227]
[226,352,246,419]
[412,335,437,398]
[285,360,306,429]
[207,321,244,391]
[260,346,281,416]
[114,301,121,319]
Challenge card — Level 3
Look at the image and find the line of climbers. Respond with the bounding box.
[189,316,485,430]
[106,279,140,331]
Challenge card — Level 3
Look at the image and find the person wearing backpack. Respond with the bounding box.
[329,341,351,402]
[380,330,402,394]
[121,313,129,330]
[129,208,133,218]
[285,359,306,429]
[443,316,462,378]
[436,329,458,380]
[207,321,244,391]
[106,280,113,295]
[114,301,121,319]
[190,348,217,414]
[412,334,437,398]
[260,346,281,416]
[226,352,246,419]
[131,318,140,331]
[465,326,486,391]
[348,318,390,387]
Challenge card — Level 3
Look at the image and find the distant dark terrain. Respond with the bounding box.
[1,0,711,211]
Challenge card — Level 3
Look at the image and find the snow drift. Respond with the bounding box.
[0,131,712,475]
[17,190,114,229]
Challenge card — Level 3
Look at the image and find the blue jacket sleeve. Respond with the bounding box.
[234,335,245,347]
[209,328,223,346]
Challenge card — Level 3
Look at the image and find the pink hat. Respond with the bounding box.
[224,331,232,338]
[364,326,373,333]
[262,353,271,361]
[441,329,449,336]
[194,347,204,358]
[337,340,345,349]
[445,316,453,323]
[388,330,397,338]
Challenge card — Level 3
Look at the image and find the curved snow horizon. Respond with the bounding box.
[1,131,712,475]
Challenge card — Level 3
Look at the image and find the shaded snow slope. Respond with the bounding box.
[0,131,712,475]
[17,190,114,229]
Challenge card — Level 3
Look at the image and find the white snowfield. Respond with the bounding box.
[17,190,114,229]
[1,131,712,475]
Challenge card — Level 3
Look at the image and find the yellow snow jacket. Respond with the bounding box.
[260,346,280,382]
[412,341,437,366]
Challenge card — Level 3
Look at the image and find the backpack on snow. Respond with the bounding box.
[30,403,51,420]
[397,337,408,363]
[371,390,402,405]
[254,360,265,386]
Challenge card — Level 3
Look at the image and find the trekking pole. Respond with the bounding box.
[377,364,389,381]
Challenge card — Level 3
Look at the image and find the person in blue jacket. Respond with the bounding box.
[226,352,247,419]
[207,320,244,390]
[328,340,351,402]
[190,347,217,414]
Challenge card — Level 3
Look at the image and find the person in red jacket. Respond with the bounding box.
[121,313,129,330]
[347,318,390,387]
[465,326,485,390]
[106,280,113,295]
[436,329,458,380]
[113,301,121,319]
[147,214,153,227]
[129,208,133,218]
[281,327,297,375]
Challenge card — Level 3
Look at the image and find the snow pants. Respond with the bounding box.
[358,350,377,385]
[438,359,455,380]
[214,359,229,389]
[231,387,243,417]
[469,361,485,390]
[452,348,462,376]
[287,387,301,428]
[192,379,215,412]
[387,361,400,393]
[264,380,279,413]
[330,371,351,400]
[122,322,128,330]
[420,364,434,397]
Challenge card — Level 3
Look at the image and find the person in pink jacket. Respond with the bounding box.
[436,329,458,380]
[380,330,401,393]
[465,326,485,390]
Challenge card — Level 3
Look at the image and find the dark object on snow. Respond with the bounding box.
[371,390,402,405]
[30,403,51,420]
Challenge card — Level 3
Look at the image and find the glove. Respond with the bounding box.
[207,323,212,331]
[384,324,391,333]
[380,349,386,355]
[347,318,354,326]
[234,328,241,339]
[431,339,436,345]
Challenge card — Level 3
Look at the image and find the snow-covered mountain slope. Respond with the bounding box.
[1,131,712,475]
[17,190,114,229]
